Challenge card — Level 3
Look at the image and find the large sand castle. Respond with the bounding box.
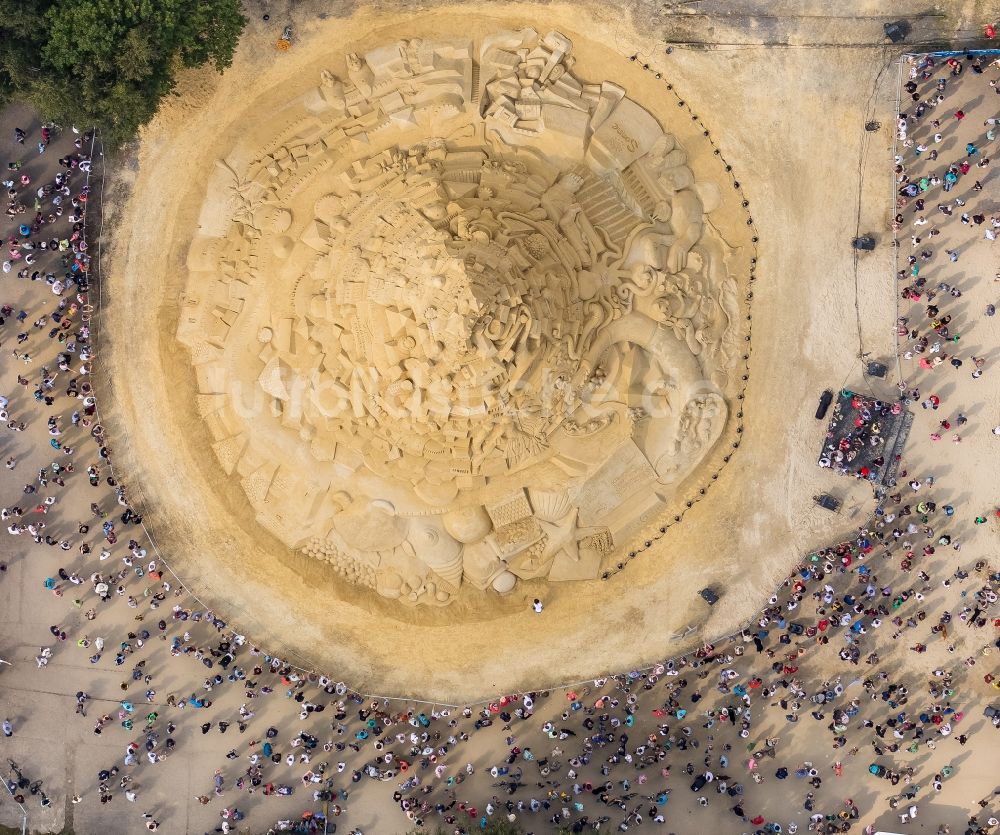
[176,28,748,607]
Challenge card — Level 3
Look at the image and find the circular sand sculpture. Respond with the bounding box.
[175,29,745,607]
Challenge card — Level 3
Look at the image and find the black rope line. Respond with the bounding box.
[603,54,759,579]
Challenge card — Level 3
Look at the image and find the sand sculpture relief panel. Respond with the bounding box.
[177,30,746,607]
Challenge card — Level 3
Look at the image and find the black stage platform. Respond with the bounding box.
[817,390,912,490]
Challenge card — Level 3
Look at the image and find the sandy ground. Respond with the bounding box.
[97,0,909,704]
[1,1,1000,834]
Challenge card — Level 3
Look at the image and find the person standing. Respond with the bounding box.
[2,718,12,737]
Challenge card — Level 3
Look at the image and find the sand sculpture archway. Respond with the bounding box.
[175,28,746,607]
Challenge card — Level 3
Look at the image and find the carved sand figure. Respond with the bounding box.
[175,30,748,606]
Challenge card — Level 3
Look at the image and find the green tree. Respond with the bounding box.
[0,0,47,109]
[0,0,245,145]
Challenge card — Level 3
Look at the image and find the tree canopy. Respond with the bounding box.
[0,0,246,145]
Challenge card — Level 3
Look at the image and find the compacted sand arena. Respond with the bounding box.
[99,1,899,702]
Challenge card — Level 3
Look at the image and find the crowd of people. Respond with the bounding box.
[0,51,999,835]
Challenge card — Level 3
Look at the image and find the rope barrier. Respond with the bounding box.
[603,52,758,578]
[891,54,905,388]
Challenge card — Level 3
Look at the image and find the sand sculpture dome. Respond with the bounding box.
[176,28,747,607]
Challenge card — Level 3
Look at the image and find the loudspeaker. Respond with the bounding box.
[884,21,908,43]
[852,236,876,251]
[815,389,833,420]
[815,494,841,512]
